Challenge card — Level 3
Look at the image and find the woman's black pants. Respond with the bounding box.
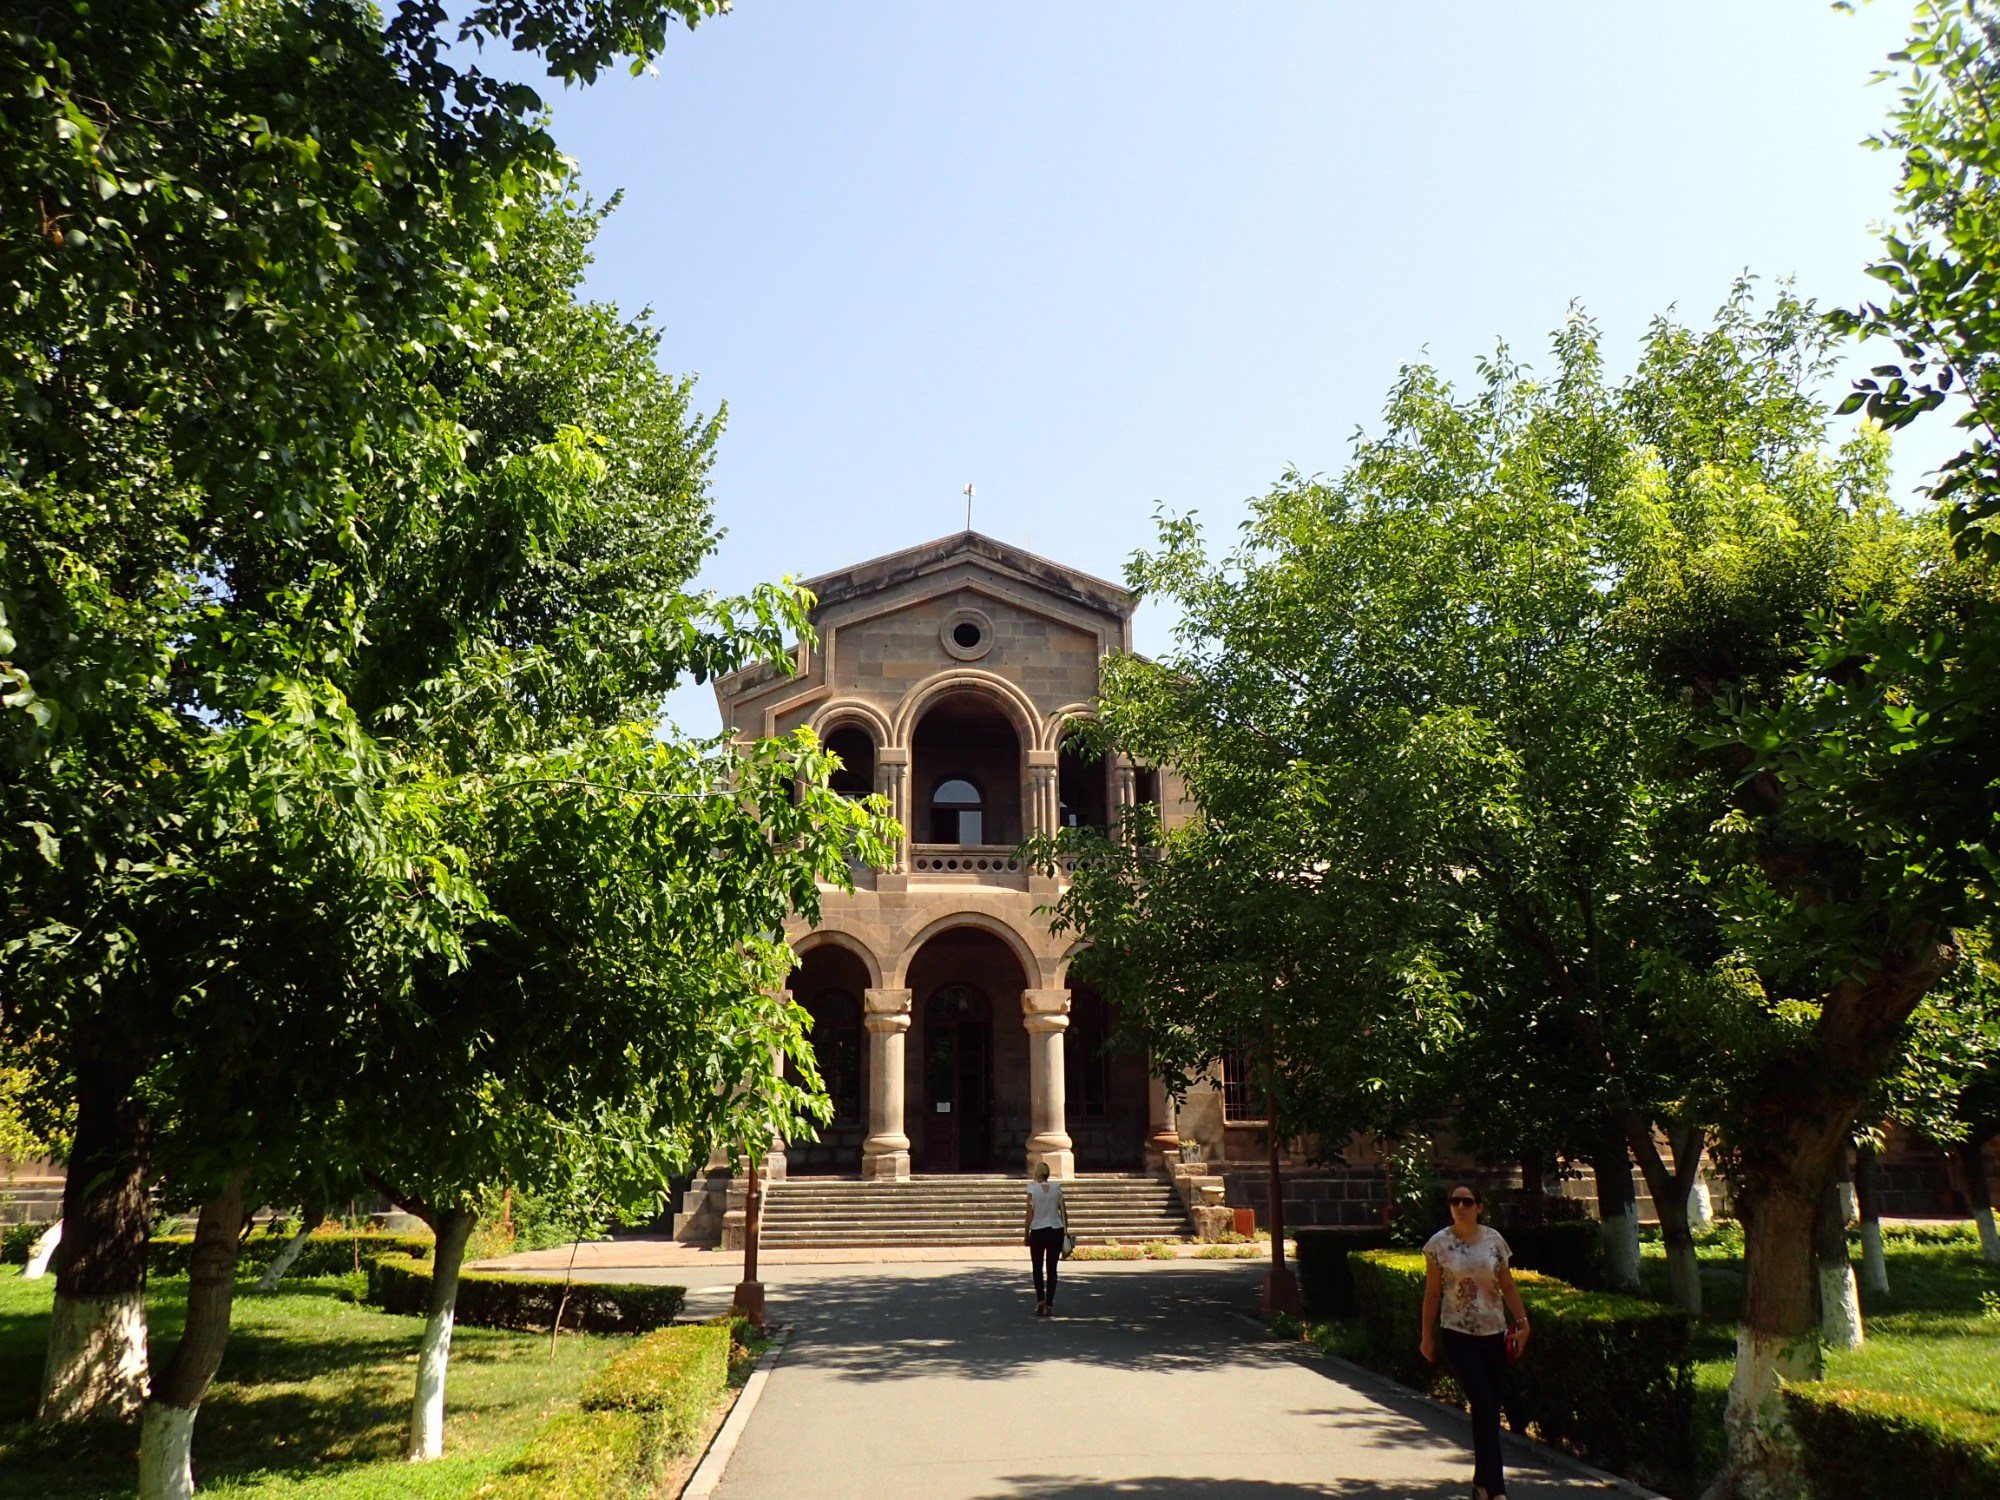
[1028,1227,1063,1305]
[1440,1328,1507,1495]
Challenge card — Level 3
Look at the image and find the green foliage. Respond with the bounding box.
[1503,1221,1605,1290]
[481,1324,731,1500]
[146,1230,431,1279]
[1350,1249,1696,1492]
[0,1222,53,1264]
[1293,1226,1394,1316]
[1785,1385,2000,1500]
[1832,1,2000,561]
[366,1252,686,1333]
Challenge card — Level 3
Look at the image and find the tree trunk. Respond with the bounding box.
[1689,1177,1716,1234]
[1853,1143,1888,1296]
[1592,1131,1640,1293]
[1519,1158,1547,1225]
[252,1200,325,1294]
[406,1207,476,1461]
[24,1220,62,1279]
[1958,1137,2000,1265]
[40,1054,152,1425]
[138,1174,250,1500]
[1709,1184,1822,1500]
[1629,1119,1705,1316]
[1814,1169,1862,1351]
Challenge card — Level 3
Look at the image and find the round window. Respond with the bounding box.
[940,607,994,661]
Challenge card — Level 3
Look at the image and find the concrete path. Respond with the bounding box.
[707,1259,1651,1500]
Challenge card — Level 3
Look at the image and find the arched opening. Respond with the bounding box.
[913,692,1022,847]
[930,778,982,844]
[906,925,1030,1171]
[787,943,872,1173]
[1058,733,1108,832]
[1064,980,1150,1171]
[824,723,876,800]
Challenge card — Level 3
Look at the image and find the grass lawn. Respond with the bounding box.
[0,1266,626,1498]
[1636,1232,2000,1489]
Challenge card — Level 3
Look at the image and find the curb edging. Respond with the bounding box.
[681,1323,792,1500]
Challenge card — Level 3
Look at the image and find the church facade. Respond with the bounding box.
[712,531,1202,1181]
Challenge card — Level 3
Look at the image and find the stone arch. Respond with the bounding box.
[886,910,1046,991]
[1052,939,1093,989]
[893,668,1045,752]
[809,697,894,749]
[791,927,883,990]
[1044,702,1097,749]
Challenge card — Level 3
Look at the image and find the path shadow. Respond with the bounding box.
[774,1263,1273,1383]
[972,1479,1524,1499]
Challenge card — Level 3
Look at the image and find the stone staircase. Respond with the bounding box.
[756,1174,1191,1249]
[1,1171,64,1227]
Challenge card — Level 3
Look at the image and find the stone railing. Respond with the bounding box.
[909,844,1024,876]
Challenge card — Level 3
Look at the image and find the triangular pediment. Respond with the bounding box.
[800,531,1136,627]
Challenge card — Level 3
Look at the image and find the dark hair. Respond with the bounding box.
[1449,1183,1483,1205]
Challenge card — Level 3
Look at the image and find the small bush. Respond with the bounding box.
[1071,1244,1143,1261]
[1786,1384,2000,1500]
[1503,1220,1603,1289]
[481,1324,734,1499]
[1293,1226,1394,1317]
[1196,1243,1259,1259]
[583,1324,729,1455]
[1349,1249,1694,1493]
[1,1221,54,1264]
[1878,1220,1978,1247]
[146,1229,432,1279]
[368,1253,685,1333]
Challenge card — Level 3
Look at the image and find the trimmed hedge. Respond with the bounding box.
[1787,1384,2000,1500]
[367,1253,685,1333]
[1349,1249,1694,1493]
[149,1230,432,1279]
[1,1221,55,1264]
[1501,1220,1602,1289]
[482,1324,737,1500]
[1294,1226,1394,1317]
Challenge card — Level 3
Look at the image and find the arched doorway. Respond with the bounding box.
[923,984,992,1171]
[905,925,1031,1172]
[913,692,1022,848]
[788,942,872,1173]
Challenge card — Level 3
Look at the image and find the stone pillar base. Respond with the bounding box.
[1191,1204,1234,1242]
[720,1209,747,1252]
[1027,1145,1075,1180]
[862,1145,911,1181]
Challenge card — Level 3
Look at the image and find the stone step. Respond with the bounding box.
[752,1173,1193,1249]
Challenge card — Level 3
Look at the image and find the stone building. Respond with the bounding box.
[712,530,1190,1184]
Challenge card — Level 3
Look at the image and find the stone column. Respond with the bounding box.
[1113,758,1137,842]
[1026,751,1058,839]
[861,987,913,1180]
[762,1042,787,1183]
[1143,1065,1181,1171]
[878,751,910,875]
[1022,988,1075,1179]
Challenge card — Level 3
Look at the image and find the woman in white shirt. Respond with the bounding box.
[1420,1182,1530,1500]
[1023,1162,1069,1317]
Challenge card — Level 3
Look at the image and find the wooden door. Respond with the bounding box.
[922,984,992,1171]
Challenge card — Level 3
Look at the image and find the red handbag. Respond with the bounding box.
[1504,1324,1527,1364]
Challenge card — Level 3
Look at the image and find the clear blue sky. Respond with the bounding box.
[516,2,1940,734]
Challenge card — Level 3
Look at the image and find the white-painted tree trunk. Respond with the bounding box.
[1688,1178,1715,1235]
[23,1220,62,1279]
[1602,1208,1642,1293]
[1859,1220,1889,1295]
[1835,1181,1856,1226]
[1978,1206,2000,1266]
[406,1299,455,1461]
[39,1290,149,1423]
[1666,1236,1703,1318]
[253,1225,314,1293]
[1818,1260,1864,1350]
[1712,1328,1817,1500]
[137,1403,200,1500]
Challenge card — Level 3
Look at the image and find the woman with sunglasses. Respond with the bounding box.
[1420,1183,1529,1500]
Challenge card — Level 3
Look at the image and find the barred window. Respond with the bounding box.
[1221,1045,1264,1123]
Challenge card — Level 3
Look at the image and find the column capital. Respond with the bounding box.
[1024,1013,1069,1035]
[1026,749,1059,770]
[864,986,914,1015]
[864,1011,911,1036]
[877,746,910,766]
[1020,987,1071,1018]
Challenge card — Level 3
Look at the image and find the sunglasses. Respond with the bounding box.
[1448,1195,1478,1207]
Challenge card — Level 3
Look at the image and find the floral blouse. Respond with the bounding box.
[1424,1224,1512,1336]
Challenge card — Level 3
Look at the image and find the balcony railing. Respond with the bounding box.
[910,844,1024,876]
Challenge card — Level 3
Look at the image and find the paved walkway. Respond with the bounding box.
[700,1259,1650,1500]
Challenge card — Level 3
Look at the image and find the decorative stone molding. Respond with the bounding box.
[939,605,995,662]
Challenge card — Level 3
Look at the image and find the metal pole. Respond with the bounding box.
[732,1147,767,1330]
